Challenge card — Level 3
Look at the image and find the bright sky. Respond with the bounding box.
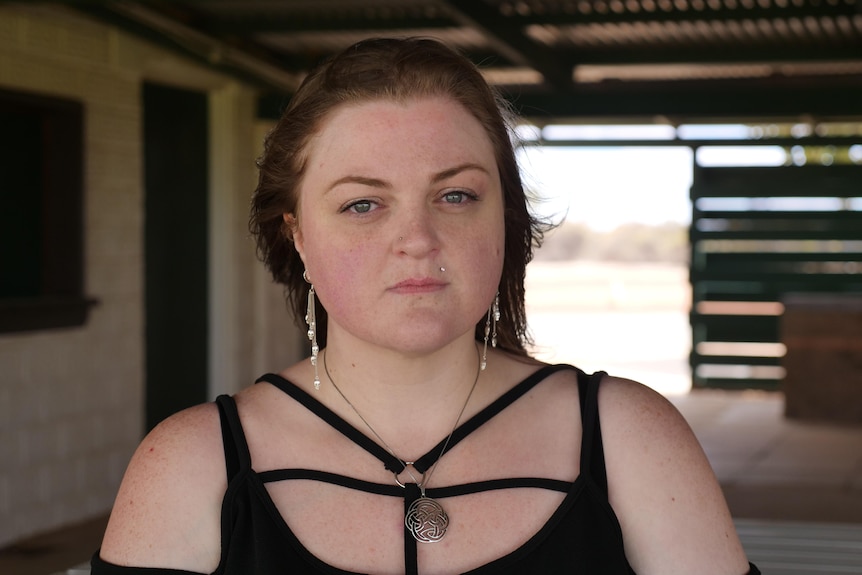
[514,121,800,230]
[517,146,695,230]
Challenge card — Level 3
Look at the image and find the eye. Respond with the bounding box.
[442,190,477,204]
[342,199,377,214]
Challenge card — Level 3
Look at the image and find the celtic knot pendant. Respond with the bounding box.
[405,496,449,543]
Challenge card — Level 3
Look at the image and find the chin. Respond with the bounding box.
[385,328,476,357]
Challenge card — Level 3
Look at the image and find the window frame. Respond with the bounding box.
[0,88,96,333]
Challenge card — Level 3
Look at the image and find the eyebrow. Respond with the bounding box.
[430,162,490,184]
[326,175,390,193]
[326,162,491,193]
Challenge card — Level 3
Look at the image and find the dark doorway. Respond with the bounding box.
[143,82,209,431]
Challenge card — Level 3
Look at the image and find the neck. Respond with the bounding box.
[320,330,482,457]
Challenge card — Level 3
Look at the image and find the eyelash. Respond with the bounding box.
[441,190,479,204]
[339,190,479,215]
[341,199,377,214]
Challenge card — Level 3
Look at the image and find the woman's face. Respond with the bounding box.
[290,96,505,355]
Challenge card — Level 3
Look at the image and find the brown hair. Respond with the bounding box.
[250,37,546,355]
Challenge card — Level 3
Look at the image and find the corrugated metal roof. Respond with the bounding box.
[65,0,862,121]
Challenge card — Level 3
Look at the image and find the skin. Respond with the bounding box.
[291,97,505,360]
[98,96,751,575]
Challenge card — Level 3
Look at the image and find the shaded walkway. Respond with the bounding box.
[672,390,862,525]
[736,519,862,574]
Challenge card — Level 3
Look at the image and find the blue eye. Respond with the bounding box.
[443,191,474,204]
[344,200,375,214]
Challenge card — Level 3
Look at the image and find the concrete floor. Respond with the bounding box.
[672,389,862,525]
[0,514,107,575]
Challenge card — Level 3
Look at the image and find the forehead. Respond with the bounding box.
[305,96,496,168]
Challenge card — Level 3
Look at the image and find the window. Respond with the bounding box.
[0,88,94,332]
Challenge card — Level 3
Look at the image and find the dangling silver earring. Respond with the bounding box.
[481,292,500,371]
[303,271,321,390]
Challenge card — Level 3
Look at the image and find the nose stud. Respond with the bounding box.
[440,267,446,272]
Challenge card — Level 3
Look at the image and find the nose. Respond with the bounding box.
[396,206,440,258]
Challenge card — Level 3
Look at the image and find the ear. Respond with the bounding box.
[283,213,306,264]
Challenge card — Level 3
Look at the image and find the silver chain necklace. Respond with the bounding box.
[322,348,481,543]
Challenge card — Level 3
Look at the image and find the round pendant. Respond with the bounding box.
[405,497,449,543]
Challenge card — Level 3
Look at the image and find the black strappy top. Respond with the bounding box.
[91,365,760,575]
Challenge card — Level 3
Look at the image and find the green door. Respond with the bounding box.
[143,82,209,431]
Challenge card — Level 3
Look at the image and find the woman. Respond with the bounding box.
[93,37,758,574]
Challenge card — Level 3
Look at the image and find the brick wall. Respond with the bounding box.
[0,4,298,547]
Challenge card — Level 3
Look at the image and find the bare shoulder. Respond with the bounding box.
[597,375,694,446]
[598,376,751,575]
[99,401,226,572]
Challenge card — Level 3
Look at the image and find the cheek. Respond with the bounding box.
[486,214,507,267]
[460,219,505,292]
[305,236,373,315]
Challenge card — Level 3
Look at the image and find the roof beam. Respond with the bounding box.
[70,2,300,91]
[509,2,861,26]
[566,46,862,65]
[204,13,454,34]
[439,0,575,91]
[507,75,862,122]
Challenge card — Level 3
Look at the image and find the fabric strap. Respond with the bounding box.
[579,370,609,495]
[216,394,251,481]
[256,364,576,474]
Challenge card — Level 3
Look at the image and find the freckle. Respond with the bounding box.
[671,497,676,502]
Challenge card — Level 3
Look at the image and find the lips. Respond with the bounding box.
[390,277,448,293]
